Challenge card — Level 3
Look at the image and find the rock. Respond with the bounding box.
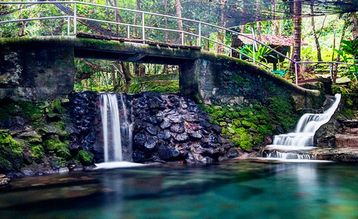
[212,125,222,133]
[158,130,171,140]
[58,167,69,174]
[227,148,239,158]
[183,114,198,122]
[0,174,10,186]
[146,124,158,135]
[174,133,189,142]
[133,150,146,162]
[160,119,171,129]
[21,168,34,176]
[158,146,173,160]
[17,130,42,143]
[168,114,183,123]
[170,123,185,134]
[310,148,358,162]
[336,134,358,148]
[144,136,158,149]
[189,131,202,139]
[134,132,147,147]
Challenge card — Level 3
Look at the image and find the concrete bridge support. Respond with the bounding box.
[0,39,75,101]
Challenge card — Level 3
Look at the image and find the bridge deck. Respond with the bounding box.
[75,33,201,64]
[76,33,201,51]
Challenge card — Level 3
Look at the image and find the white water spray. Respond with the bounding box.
[265,94,341,160]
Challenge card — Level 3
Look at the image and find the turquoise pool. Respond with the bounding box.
[0,161,357,219]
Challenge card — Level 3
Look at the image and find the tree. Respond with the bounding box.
[292,0,302,78]
[310,0,322,61]
[175,0,183,44]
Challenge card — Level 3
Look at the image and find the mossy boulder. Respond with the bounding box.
[0,130,24,172]
[44,136,70,160]
[29,144,45,161]
[78,150,94,165]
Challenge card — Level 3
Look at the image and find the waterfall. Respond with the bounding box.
[96,93,144,169]
[264,94,341,160]
[100,93,123,162]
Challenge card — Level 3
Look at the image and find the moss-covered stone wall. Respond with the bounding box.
[0,98,93,175]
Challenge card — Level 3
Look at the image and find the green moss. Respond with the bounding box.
[30,144,45,160]
[78,150,94,165]
[268,96,298,131]
[44,136,70,160]
[202,97,299,151]
[0,130,24,172]
[0,157,13,172]
[0,100,43,122]
[51,156,67,168]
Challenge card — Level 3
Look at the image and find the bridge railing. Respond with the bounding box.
[296,61,358,84]
[1,1,355,86]
[0,1,291,71]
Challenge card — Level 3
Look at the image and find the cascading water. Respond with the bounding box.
[263,94,341,160]
[100,93,123,162]
[96,93,143,169]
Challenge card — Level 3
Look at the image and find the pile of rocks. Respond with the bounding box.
[68,92,98,152]
[68,92,239,165]
[131,93,238,164]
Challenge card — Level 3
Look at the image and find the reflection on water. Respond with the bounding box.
[0,161,358,219]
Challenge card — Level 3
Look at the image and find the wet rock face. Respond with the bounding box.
[68,91,98,153]
[68,92,238,165]
[131,92,236,164]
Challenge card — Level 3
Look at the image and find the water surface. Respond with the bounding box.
[0,161,357,219]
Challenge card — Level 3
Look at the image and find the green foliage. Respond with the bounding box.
[335,39,358,81]
[44,136,70,160]
[0,100,43,122]
[240,44,273,63]
[30,144,45,160]
[0,130,24,171]
[78,150,94,165]
[131,80,179,93]
[332,83,358,119]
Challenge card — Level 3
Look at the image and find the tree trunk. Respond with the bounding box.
[292,0,302,78]
[112,0,120,35]
[175,0,183,44]
[134,0,142,38]
[310,1,322,61]
[333,20,349,82]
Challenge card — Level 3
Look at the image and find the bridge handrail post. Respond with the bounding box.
[127,25,130,39]
[294,62,299,85]
[198,22,202,47]
[67,16,70,36]
[74,2,77,35]
[181,30,184,45]
[142,12,145,42]
[329,62,334,84]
